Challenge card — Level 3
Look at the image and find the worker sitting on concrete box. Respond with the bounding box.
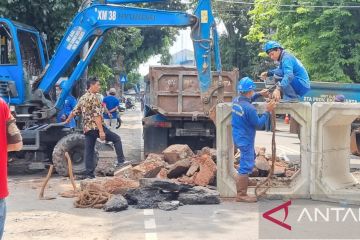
[260,41,311,102]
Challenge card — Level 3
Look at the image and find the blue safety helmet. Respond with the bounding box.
[237,77,256,93]
[263,41,282,53]
[59,81,66,89]
[335,95,345,102]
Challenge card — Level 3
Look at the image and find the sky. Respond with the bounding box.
[138,28,192,76]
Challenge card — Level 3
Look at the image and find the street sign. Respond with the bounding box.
[119,74,127,83]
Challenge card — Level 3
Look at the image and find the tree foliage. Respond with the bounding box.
[214,0,269,79]
[247,0,360,83]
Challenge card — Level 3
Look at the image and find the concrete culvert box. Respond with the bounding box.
[216,102,311,199]
[311,102,360,204]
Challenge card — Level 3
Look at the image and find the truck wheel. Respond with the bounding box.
[52,133,98,176]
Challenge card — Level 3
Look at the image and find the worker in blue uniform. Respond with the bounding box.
[260,41,310,102]
[56,81,77,128]
[103,88,120,129]
[232,77,276,202]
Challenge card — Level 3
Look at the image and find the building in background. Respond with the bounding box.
[170,49,194,66]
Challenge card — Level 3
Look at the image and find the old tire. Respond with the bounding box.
[52,133,98,176]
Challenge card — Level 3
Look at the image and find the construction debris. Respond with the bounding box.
[95,151,117,176]
[178,186,220,205]
[80,177,139,195]
[69,144,220,211]
[167,158,191,178]
[243,146,299,178]
[124,178,220,209]
[103,195,128,212]
[197,147,217,162]
[158,201,180,211]
[162,144,194,164]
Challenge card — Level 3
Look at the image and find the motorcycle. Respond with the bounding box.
[125,98,136,110]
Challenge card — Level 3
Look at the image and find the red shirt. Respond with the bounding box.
[0,99,10,199]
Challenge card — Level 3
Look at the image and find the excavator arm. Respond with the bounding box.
[32,0,221,119]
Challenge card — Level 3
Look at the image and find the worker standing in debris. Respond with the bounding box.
[260,41,310,102]
[56,81,77,128]
[103,88,120,129]
[65,77,126,179]
[232,77,276,202]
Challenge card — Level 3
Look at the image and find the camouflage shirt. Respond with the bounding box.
[72,91,104,132]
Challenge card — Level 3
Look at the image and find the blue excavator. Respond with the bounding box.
[0,0,223,175]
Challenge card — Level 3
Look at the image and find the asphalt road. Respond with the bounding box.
[4,103,360,240]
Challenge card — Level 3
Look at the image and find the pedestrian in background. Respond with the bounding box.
[65,77,126,179]
[232,77,276,203]
[260,41,311,102]
[56,81,77,128]
[103,88,120,129]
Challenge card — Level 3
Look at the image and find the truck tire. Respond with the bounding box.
[52,133,98,176]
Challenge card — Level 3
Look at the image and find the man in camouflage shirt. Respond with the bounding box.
[65,77,126,179]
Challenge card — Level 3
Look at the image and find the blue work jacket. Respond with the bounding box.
[268,50,310,97]
[57,95,77,128]
[231,96,269,148]
[103,95,120,119]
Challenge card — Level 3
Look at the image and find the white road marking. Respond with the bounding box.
[145,232,158,240]
[144,218,156,229]
[144,209,154,216]
[144,209,157,239]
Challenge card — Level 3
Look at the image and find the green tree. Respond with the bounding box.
[247,0,360,83]
[214,0,267,78]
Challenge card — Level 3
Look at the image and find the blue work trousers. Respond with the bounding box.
[238,146,256,175]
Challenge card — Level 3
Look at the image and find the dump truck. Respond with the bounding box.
[143,66,239,156]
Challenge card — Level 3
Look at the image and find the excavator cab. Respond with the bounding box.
[0,19,48,105]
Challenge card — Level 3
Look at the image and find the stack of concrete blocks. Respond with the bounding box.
[216,102,312,199]
[311,103,360,205]
[217,102,360,204]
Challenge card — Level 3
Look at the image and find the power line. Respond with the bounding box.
[215,0,360,8]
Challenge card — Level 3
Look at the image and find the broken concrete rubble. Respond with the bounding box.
[139,178,192,192]
[103,195,128,212]
[65,143,300,212]
[156,168,168,179]
[167,158,191,178]
[113,154,166,180]
[178,186,220,205]
[80,177,139,195]
[192,154,217,186]
[186,163,199,177]
[197,147,217,162]
[157,201,180,211]
[95,151,117,176]
[124,178,220,209]
[124,187,178,209]
[162,144,194,164]
[255,155,270,171]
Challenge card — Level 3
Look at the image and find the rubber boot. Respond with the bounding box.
[235,175,257,203]
[233,172,256,186]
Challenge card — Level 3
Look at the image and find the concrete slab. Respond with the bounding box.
[311,102,360,204]
[216,102,311,199]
